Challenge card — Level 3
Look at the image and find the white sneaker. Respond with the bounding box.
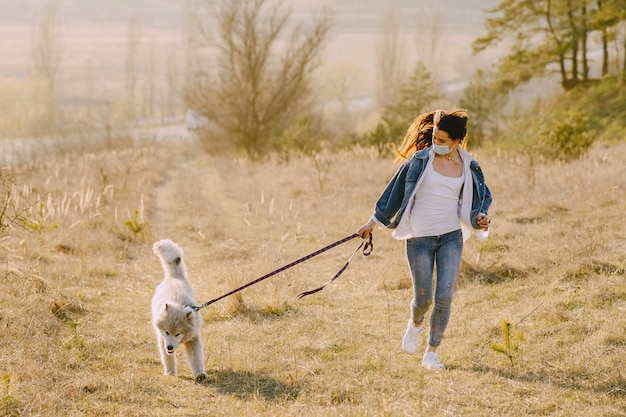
[422,351,444,370]
[401,319,422,354]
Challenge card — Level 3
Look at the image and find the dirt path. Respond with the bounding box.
[154,159,217,235]
[150,156,246,269]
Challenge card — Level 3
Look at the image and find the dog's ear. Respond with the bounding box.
[175,257,181,266]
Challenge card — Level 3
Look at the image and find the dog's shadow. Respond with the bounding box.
[196,369,302,401]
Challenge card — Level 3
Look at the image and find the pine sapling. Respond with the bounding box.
[492,319,524,366]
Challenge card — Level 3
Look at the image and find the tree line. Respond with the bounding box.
[7,0,626,157]
[474,0,626,92]
[184,0,626,157]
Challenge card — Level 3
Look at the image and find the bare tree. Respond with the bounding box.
[184,0,333,155]
[415,6,446,68]
[459,69,506,148]
[31,1,63,131]
[142,41,157,121]
[374,8,407,109]
[0,169,28,238]
[165,47,180,118]
[125,18,142,120]
[316,62,362,141]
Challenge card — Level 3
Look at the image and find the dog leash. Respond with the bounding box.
[297,233,372,299]
[191,233,373,311]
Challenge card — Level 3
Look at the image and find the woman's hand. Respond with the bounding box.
[476,213,490,230]
[356,219,376,239]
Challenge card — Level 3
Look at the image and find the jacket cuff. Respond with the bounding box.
[370,215,384,228]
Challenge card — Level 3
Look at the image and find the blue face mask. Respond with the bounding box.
[433,144,452,155]
[432,127,455,155]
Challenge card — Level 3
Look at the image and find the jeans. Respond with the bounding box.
[405,229,463,347]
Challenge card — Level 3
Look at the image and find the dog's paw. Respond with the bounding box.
[195,371,208,382]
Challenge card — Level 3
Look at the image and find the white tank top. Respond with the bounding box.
[409,162,464,237]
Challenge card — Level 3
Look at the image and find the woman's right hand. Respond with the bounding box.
[356,219,376,239]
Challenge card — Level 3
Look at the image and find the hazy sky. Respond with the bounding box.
[1,0,497,28]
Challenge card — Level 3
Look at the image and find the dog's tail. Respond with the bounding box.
[153,239,187,279]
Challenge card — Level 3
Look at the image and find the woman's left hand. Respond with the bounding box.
[476,213,490,230]
[356,220,376,239]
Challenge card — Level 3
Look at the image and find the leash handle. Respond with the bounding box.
[363,232,373,256]
[192,233,360,311]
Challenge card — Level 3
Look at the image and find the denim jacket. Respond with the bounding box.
[373,147,492,239]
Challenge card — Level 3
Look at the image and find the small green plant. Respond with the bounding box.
[124,209,148,239]
[63,319,86,350]
[259,302,294,318]
[22,202,58,235]
[492,319,524,366]
[1,373,20,416]
[479,239,497,253]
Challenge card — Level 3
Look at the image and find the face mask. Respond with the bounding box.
[432,127,455,155]
[433,144,452,155]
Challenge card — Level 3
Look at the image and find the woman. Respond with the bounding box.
[357,109,492,369]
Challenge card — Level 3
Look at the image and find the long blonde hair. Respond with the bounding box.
[392,110,437,164]
[392,109,468,164]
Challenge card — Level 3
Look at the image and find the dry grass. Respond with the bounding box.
[1,140,625,416]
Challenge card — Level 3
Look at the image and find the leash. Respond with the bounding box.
[297,233,372,298]
[191,233,373,311]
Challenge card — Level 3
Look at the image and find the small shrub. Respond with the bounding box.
[63,319,86,350]
[479,239,498,253]
[22,202,58,235]
[1,373,20,417]
[124,209,148,239]
[0,169,30,237]
[539,111,594,162]
[258,302,294,318]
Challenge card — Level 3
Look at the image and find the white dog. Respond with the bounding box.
[152,239,207,381]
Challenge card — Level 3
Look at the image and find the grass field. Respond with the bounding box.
[0,137,624,416]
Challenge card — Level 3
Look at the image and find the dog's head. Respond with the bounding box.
[155,303,196,354]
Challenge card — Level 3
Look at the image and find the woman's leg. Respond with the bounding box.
[406,237,437,325]
[428,230,463,348]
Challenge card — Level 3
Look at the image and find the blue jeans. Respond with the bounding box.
[405,229,463,347]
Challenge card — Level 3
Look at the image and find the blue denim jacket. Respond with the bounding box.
[374,148,492,230]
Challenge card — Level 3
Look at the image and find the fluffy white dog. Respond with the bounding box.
[152,239,207,381]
